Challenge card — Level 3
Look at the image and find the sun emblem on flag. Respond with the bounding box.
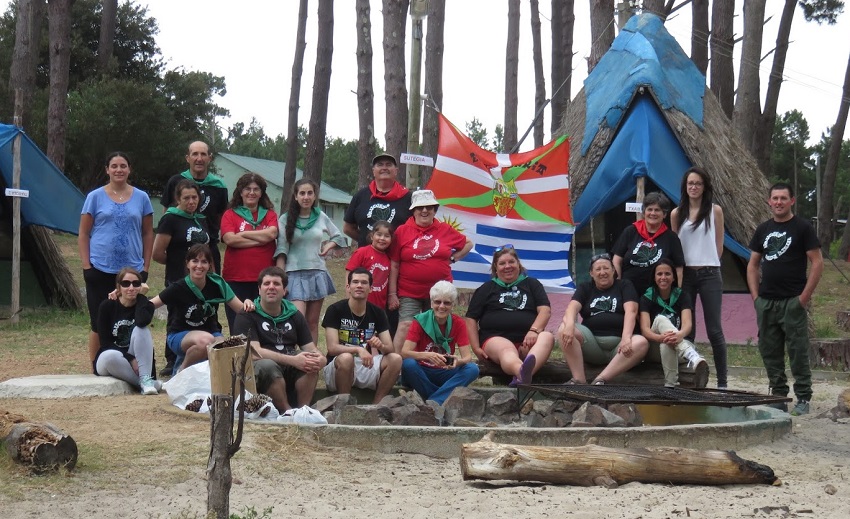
[440,214,465,233]
[492,178,518,217]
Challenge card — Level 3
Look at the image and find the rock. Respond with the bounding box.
[452,418,481,427]
[391,404,439,426]
[542,411,572,428]
[547,400,581,414]
[487,391,518,416]
[314,393,357,413]
[526,412,546,427]
[426,400,446,424]
[443,387,485,421]
[399,389,425,406]
[825,484,837,495]
[606,403,644,427]
[570,402,625,427]
[520,398,535,415]
[379,394,411,408]
[322,410,335,424]
[531,399,554,415]
[336,405,393,426]
[838,388,850,413]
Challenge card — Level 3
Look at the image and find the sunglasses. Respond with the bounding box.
[119,279,142,288]
[590,253,611,264]
[431,299,453,307]
[495,243,514,252]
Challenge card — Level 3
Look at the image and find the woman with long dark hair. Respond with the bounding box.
[671,166,728,388]
[274,178,347,343]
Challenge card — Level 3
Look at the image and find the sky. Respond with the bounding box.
[5,1,850,149]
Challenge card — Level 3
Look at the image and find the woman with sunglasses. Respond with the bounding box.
[400,281,479,404]
[150,244,255,374]
[558,254,649,385]
[94,267,159,395]
[465,245,553,386]
[388,189,473,353]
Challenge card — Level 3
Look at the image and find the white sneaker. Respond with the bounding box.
[140,375,158,395]
[683,347,707,371]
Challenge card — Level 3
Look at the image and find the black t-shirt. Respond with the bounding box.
[612,225,685,296]
[321,299,390,363]
[465,277,550,343]
[749,215,820,299]
[158,279,226,335]
[572,279,638,337]
[639,289,692,330]
[161,173,229,243]
[157,213,211,283]
[344,187,413,246]
[233,307,312,356]
[96,295,154,350]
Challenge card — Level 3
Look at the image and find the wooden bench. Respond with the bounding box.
[476,359,710,388]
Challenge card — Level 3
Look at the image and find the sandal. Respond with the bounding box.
[592,378,606,385]
[564,378,585,385]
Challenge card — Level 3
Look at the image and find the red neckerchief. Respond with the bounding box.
[369,180,409,201]
[633,219,668,245]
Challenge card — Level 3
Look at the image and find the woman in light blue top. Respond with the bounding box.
[275,178,347,343]
[79,152,154,372]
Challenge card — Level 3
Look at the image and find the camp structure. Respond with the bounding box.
[0,124,84,309]
[559,13,770,290]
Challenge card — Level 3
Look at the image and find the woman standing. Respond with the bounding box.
[671,167,728,388]
[388,189,473,352]
[220,173,278,331]
[612,191,685,297]
[95,268,159,395]
[274,178,347,343]
[153,179,211,284]
[79,152,154,373]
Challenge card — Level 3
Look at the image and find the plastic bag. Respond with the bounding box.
[237,393,280,421]
[163,361,212,410]
[277,405,328,424]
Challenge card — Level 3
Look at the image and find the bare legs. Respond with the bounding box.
[293,299,323,344]
[483,334,554,379]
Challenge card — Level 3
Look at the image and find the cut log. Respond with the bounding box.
[809,339,850,371]
[460,433,778,487]
[1,414,77,473]
[836,311,850,332]
[477,359,709,388]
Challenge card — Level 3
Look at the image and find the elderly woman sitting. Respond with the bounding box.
[400,280,479,404]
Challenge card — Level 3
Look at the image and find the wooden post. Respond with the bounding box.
[11,89,23,323]
[405,0,428,189]
[635,176,645,220]
[207,395,233,519]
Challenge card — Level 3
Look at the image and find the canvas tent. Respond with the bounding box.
[0,124,84,308]
[560,13,770,290]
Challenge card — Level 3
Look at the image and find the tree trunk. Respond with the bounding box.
[284,0,309,207]
[355,0,376,190]
[756,0,797,176]
[588,0,615,73]
[529,0,545,148]
[551,0,574,136]
[382,0,409,184]
[817,47,850,255]
[97,0,118,74]
[732,0,765,154]
[503,0,520,151]
[460,434,778,487]
[9,0,44,130]
[642,0,665,18]
[304,0,334,185]
[206,395,233,519]
[1,412,78,473]
[690,0,709,75]
[838,202,850,261]
[420,0,445,187]
[47,0,73,171]
[710,0,735,119]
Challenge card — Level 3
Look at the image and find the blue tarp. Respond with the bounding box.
[0,125,84,235]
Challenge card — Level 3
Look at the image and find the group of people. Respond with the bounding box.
[79,147,822,417]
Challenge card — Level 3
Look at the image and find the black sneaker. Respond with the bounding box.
[766,402,788,412]
[159,360,175,378]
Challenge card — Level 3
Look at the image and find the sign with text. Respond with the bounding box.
[625,202,642,213]
[5,188,29,198]
[400,153,434,167]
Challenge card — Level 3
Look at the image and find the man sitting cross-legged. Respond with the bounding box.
[234,266,326,412]
[322,268,403,403]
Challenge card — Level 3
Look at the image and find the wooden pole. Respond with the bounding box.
[635,176,646,220]
[11,89,23,323]
[406,0,427,189]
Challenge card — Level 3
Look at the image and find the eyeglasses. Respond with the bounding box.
[120,280,142,288]
[431,299,453,307]
[242,187,262,193]
[687,181,704,187]
[495,243,514,252]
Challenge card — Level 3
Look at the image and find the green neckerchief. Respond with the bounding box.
[180,169,227,189]
[492,272,528,289]
[253,297,298,324]
[294,207,320,232]
[233,205,268,227]
[644,286,681,316]
[165,206,206,229]
[184,273,234,316]
[413,309,452,354]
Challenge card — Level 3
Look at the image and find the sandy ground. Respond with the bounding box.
[2,375,849,519]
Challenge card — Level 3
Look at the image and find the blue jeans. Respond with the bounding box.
[401,358,479,404]
[682,267,727,387]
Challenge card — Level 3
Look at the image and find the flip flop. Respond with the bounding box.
[518,354,536,385]
[508,376,519,388]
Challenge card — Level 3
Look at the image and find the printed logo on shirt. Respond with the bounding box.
[366,203,396,230]
[763,232,792,261]
[369,262,389,293]
[412,234,440,260]
[629,241,662,268]
[199,190,211,213]
[185,303,211,327]
[185,226,210,245]
[498,287,527,310]
[589,296,618,316]
[112,319,134,348]
[659,310,681,329]
[261,320,295,353]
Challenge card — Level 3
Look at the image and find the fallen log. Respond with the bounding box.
[460,432,778,487]
[1,412,77,473]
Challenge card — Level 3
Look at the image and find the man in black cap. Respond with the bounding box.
[343,154,413,247]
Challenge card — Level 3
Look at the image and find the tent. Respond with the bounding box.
[559,13,770,290]
[0,124,85,308]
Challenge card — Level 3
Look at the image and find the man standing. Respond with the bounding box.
[160,141,229,375]
[234,266,326,412]
[747,182,823,416]
[322,268,402,403]
[343,154,413,246]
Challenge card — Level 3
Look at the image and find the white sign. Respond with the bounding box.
[400,153,435,167]
[625,202,642,213]
[5,188,29,198]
